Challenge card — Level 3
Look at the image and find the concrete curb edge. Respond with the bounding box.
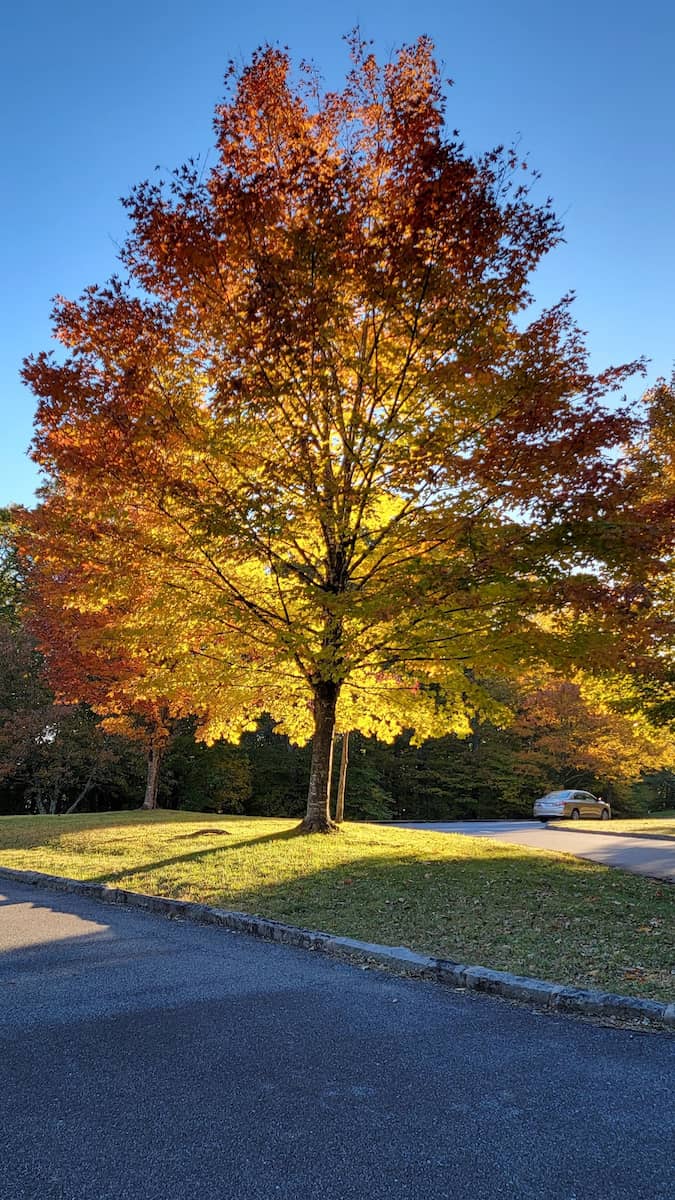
[2,865,672,1029]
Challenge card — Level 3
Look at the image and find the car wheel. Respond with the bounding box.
[571,809,580,820]
[601,809,610,820]
[539,818,548,823]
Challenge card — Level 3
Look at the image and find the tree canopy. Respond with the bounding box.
[21,35,655,830]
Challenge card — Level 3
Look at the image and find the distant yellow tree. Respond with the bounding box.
[514,672,675,789]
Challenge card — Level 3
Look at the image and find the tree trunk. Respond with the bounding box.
[65,767,97,815]
[141,745,162,810]
[335,730,349,824]
[301,681,339,833]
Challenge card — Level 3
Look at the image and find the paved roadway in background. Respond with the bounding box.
[392,821,675,882]
[1,878,673,1200]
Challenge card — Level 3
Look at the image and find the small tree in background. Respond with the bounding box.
[22,583,192,810]
[513,673,675,795]
[0,512,146,814]
[0,621,144,815]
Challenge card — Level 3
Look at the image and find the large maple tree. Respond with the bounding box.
[22,36,648,830]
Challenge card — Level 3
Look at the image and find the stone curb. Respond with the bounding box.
[1,865,672,1030]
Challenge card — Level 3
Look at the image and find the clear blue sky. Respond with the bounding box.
[2,0,674,507]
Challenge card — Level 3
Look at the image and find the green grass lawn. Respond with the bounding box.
[0,811,672,1003]
[552,814,675,839]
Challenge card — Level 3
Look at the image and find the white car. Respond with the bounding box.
[533,789,611,822]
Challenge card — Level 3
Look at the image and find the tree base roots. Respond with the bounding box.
[298,816,340,834]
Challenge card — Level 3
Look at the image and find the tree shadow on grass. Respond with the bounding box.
[89,822,559,891]
[95,825,311,886]
[0,811,304,856]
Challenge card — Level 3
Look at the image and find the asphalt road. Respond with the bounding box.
[393,821,675,882]
[1,879,673,1200]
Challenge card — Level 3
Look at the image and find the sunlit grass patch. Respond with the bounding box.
[552,815,675,839]
[0,811,672,1003]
